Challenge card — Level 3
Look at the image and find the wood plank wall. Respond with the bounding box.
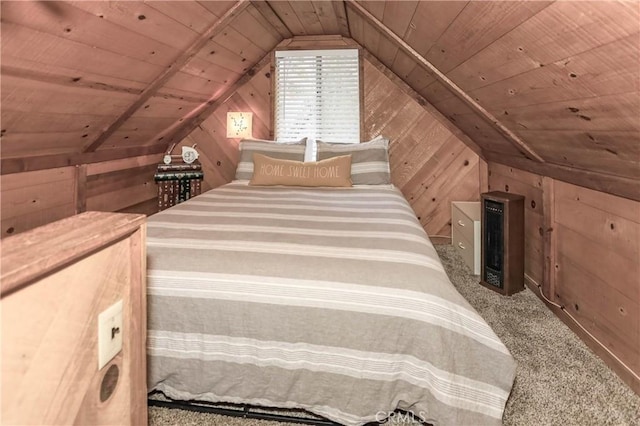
[0,154,162,238]
[179,50,481,239]
[345,0,640,202]
[363,59,480,238]
[177,61,273,192]
[0,1,273,156]
[0,1,277,238]
[554,181,639,391]
[1,167,77,237]
[488,163,640,394]
[7,36,473,238]
[84,155,161,215]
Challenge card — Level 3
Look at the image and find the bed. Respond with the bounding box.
[146,139,516,426]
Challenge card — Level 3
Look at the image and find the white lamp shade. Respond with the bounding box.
[226,112,253,138]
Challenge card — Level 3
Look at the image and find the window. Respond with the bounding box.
[274,49,361,153]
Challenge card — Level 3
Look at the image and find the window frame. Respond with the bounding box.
[270,44,364,144]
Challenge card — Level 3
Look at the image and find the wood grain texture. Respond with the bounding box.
[267,1,307,35]
[348,0,639,199]
[425,2,552,73]
[176,60,274,191]
[82,1,250,153]
[517,129,640,180]
[485,151,640,203]
[1,153,162,238]
[363,50,484,158]
[250,1,293,39]
[542,176,555,301]
[1,21,162,84]
[437,1,639,98]
[347,0,544,162]
[2,0,638,218]
[1,74,138,158]
[1,212,147,425]
[490,162,640,394]
[175,43,480,240]
[0,0,281,211]
[154,52,273,150]
[488,92,640,132]
[1,144,167,176]
[448,34,639,112]
[0,0,637,395]
[1,167,77,239]
[553,180,640,390]
[1,210,145,293]
[85,162,159,213]
[400,1,467,88]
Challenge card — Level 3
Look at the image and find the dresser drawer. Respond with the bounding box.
[452,227,480,275]
[451,201,481,275]
[452,202,479,243]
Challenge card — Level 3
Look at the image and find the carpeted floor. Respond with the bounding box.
[149,245,640,426]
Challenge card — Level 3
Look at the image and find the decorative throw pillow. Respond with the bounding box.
[316,136,391,185]
[235,138,307,180]
[249,154,352,187]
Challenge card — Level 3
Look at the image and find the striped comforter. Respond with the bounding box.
[146,182,516,425]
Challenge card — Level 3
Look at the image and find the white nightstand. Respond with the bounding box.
[451,201,481,275]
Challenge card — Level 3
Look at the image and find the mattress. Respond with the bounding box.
[146,182,516,425]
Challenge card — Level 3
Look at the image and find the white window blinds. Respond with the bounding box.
[274,49,360,144]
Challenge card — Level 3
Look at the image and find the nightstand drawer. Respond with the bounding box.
[451,230,480,275]
[452,227,480,275]
[451,201,481,275]
[452,205,476,243]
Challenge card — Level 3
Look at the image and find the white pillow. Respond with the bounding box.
[235,138,307,180]
[316,136,391,185]
[304,139,316,162]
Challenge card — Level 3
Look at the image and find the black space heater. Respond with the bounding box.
[480,191,525,296]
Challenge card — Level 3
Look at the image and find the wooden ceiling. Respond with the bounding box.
[1,1,638,199]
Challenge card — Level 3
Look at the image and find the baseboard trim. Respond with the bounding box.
[524,274,639,396]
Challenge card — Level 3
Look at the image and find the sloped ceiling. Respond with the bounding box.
[1,1,638,199]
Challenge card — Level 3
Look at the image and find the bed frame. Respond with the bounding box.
[148,392,426,425]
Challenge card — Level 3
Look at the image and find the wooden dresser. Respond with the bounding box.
[1,212,147,426]
[451,201,481,275]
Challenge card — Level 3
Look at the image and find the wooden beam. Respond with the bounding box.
[363,49,485,160]
[75,164,87,214]
[347,0,545,163]
[1,144,166,175]
[332,1,351,38]
[277,35,358,50]
[82,0,250,153]
[0,211,146,296]
[542,176,556,301]
[152,52,274,149]
[479,158,489,194]
[485,151,640,202]
[251,1,293,39]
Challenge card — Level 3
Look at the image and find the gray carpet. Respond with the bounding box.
[149,245,640,426]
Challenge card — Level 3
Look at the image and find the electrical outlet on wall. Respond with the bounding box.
[98,300,123,370]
